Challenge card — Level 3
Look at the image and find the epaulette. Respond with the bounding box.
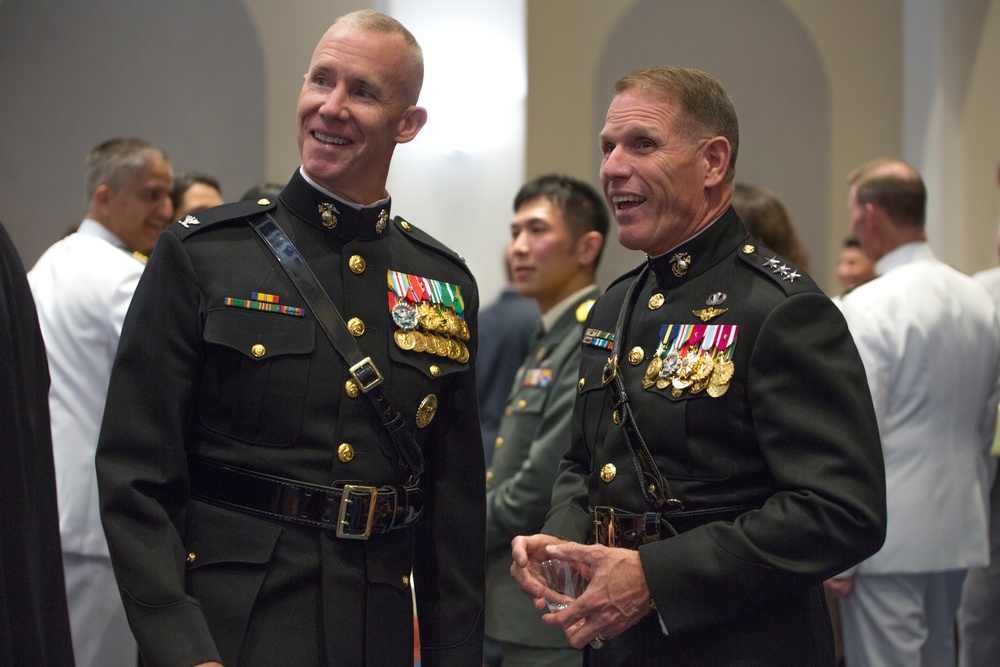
[169,198,278,240]
[391,216,474,280]
[736,241,818,295]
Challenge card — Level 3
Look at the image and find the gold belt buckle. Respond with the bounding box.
[594,506,616,548]
[337,484,378,539]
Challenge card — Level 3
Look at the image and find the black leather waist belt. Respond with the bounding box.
[189,457,423,539]
[593,504,758,550]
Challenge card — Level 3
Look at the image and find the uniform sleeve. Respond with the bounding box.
[411,283,487,667]
[96,230,222,666]
[639,293,887,632]
[485,342,580,553]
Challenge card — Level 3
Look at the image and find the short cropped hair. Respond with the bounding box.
[614,66,739,183]
[847,158,925,229]
[85,137,169,204]
[335,10,423,104]
[514,174,609,267]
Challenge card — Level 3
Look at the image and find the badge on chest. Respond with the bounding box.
[643,323,738,398]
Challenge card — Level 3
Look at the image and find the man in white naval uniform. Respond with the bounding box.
[828,158,1000,667]
[28,137,173,667]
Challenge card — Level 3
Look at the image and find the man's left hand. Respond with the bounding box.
[540,541,654,648]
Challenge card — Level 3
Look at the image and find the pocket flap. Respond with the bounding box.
[184,500,282,569]
[204,307,315,360]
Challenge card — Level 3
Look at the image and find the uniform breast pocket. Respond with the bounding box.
[198,308,315,446]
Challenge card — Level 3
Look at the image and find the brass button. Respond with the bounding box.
[495,436,504,450]
[742,244,755,254]
[256,198,270,206]
[186,552,196,564]
[415,394,438,428]
[251,343,266,358]
[345,379,360,398]
[648,294,665,310]
[347,317,364,337]
[505,405,513,417]
[628,346,645,365]
[613,409,620,425]
[348,255,366,275]
[517,399,527,410]
[486,470,494,484]
[401,221,412,232]
[578,378,586,392]
[402,574,410,588]
[338,443,355,463]
[600,463,617,483]
[429,364,441,377]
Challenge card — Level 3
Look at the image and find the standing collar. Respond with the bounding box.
[645,207,749,287]
[874,240,935,275]
[279,168,392,241]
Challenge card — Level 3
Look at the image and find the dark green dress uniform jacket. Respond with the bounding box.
[543,208,887,667]
[485,288,598,651]
[96,170,485,667]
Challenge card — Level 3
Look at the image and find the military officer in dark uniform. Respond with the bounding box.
[511,66,887,666]
[96,10,484,667]
[485,175,607,667]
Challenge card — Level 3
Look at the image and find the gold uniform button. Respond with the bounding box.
[401,221,412,232]
[338,443,355,463]
[648,294,665,310]
[251,343,265,358]
[517,399,527,410]
[347,317,364,337]
[402,574,410,588]
[613,409,621,425]
[345,379,360,398]
[429,364,441,377]
[495,436,504,450]
[505,405,513,417]
[628,346,645,365]
[486,470,494,484]
[742,244,755,254]
[600,463,617,483]
[348,255,366,274]
[256,198,270,206]
[578,378,586,392]
[415,394,438,428]
[186,552,196,564]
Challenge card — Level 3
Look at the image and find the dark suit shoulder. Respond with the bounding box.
[169,199,278,241]
[737,242,821,296]
[392,216,473,280]
[605,262,647,294]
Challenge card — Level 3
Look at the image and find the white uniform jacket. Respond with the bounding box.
[28,219,145,557]
[841,241,1000,573]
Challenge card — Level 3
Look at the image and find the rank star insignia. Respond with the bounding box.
[318,202,339,228]
[692,306,728,322]
[784,269,801,283]
[763,256,781,269]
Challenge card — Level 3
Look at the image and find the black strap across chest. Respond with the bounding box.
[247,212,425,485]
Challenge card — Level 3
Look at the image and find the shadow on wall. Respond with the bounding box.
[591,0,830,293]
[0,0,267,267]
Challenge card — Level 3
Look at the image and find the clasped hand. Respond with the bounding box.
[510,534,654,649]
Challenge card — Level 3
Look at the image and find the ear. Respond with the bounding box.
[575,230,604,268]
[701,136,732,188]
[395,105,428,144]
[92,184,113,216]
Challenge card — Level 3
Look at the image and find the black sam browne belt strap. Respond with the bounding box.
[246,212,425,485]
[189,457,423,539]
